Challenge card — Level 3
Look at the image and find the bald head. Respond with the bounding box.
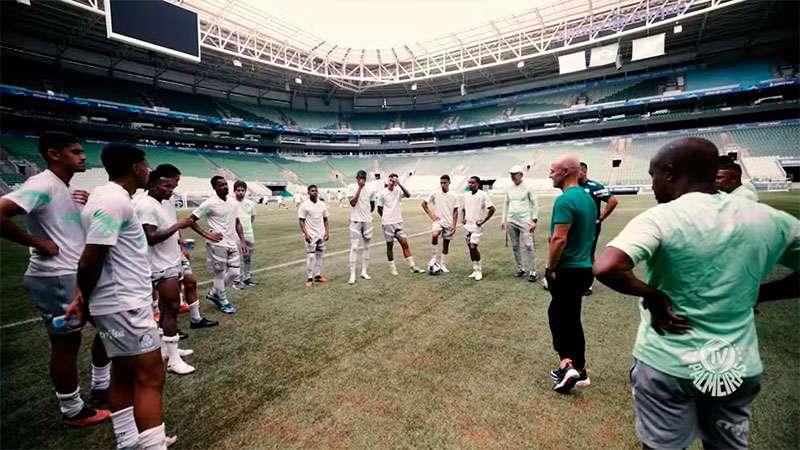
[650,137,720,203]
[549,153,581,190]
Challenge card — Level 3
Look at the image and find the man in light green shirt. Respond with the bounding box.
[500,165,539,281]
[595,137,800,450]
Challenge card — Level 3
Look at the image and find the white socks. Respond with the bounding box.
[473,261,481,272]
[431,245,439,259]
[389,260,398,275]
[314,250,323,277]
[406,256,416,268]
[212,272,225,297]
[111,406,138,449]
[138,423,167,450]
[306,252,316,279]
[188,301,201,322]
[56,387,84,417]
[91,363,111,391]
[440,253,448,267]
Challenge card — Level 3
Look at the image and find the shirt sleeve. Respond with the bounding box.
[3,177,52,214]
[323,204,329,218]
[377,190,385,207]
[192,199,211,220]
[775,211,800,270]
[84,200,127,246]
[297,203,307,220]
[135,200,159,227]
[606,209,663,266]
[551,196,574,225]
[484,192,495,209]
[594,182,613,202]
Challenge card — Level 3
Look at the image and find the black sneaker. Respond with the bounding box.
[552,364,580,394]
[515,270,526,278]
[528,272,538,282]
[63,405,110,427]
[178,329,189,340]
[88,388,108,407]
[243,278,258,286]
[190,317,219,329]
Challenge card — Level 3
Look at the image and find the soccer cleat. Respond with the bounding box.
[233,281,246,290]
[62,406,111,427]
[468,271,477,279]
[88,389,108,407]
[178,329,188,340]
[576,368,591,388]
[206,291,224,308]
[361,271,372,280]
[542,278,549,291]
[219,303,237,314]
[178,348,193,357]
[206,292,235,313]
[314,276,329,283]
[189,317,219,329]
[439,264,450,273]
[167,359,195,375]
[411,265,425,274]
[306,279,314,289]
[390,264,399,276]
[474,272,483,281]
[178,303,189,314]
[243,278,258,286]
[516,270,526,278]
[528,272,538,283]
[348,272,357,285]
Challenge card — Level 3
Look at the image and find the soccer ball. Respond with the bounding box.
[427,262,443,276]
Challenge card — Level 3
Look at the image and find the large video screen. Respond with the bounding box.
[105,0,200,62]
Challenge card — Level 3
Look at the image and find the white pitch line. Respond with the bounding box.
[1,230,431,330]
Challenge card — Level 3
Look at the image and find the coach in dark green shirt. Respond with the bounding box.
[545,154,597,394]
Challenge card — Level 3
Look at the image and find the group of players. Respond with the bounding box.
[1,131,798,450]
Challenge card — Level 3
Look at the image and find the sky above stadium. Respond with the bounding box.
[242,0,534,48]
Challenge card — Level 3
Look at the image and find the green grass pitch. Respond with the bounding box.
[1,192,798,449]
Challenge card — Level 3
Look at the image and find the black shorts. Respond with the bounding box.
[591,222,602,256]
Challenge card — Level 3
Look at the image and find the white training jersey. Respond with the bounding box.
[346,183,377,222]
[298,199,328,239]
[232,197,256,242]
[133,194,182,273]
[426,190,459,226]
[462,189,495,225]
[377,187,404,225]
[192,195,240,248]
[2,169,85,276]
[82,182,152,315]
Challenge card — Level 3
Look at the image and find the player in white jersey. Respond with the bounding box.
[0,132,111,426]
[377,173,424,275]
[421,174,459,273]
[69,144,169,450]
[135,168,203,375]
[346,170,377,284]
[189,176,249,314]
[461,176,496,281]
[232,180,257,288]
[298,185,330,288]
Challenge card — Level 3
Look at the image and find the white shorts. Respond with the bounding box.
[305,237,326,253]
[206,243,241,273]
[181,255,193,275]
[349,221,373,241]
[382,223,408,242]
[151,264,184,286]
[432,221,455,240]
[464,224,484,245]
[94,306,161,358]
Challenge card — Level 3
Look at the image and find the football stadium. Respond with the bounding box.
[0,0,798,448]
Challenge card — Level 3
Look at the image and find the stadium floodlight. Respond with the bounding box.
[674,24,683,33]
[517,61,525,68]
[232,59,242,67]
[295,77,303,85]
[410,83,417,91]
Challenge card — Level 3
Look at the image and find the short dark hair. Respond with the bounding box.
[233,180,247,190]
[210,175,225,187]
[440,174,450,181]
[580,162,588,170]
[356,170,367,179]
[155,164,181,179]
[308,184,318,191]
[388,173,398,178]
[101,143,146,179]
[469,176,481,184]
[38,132,80,160]
[148,169,172,187]
[719,162,743,177]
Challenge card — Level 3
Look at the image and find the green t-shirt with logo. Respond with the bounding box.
[580,179,613,216]
[549,186,597,269]
[608,192,800,380]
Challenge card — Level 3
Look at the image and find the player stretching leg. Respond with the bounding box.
[70,144,169,449]
[377,174,424,275]
[421,174,458,273]
[347,170,377,284]
[298,185,330,288]
[232,180,257,288]
[0,132,111,426]
[134,168,197,375]
[461,176,496,281]
[189,176,249,314]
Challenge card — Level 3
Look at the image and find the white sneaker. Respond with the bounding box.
[440,264,450,273]
[167,359,195,375]
[474,272,483,281]
[178,348,193,357]
[348,272,356,285]
[390,264,399,276]
[361,271,371,280]
[468,271,477,278]
[410,265,425,274]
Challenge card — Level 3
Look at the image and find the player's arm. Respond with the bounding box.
[500,193,509,229]
[478,205,496,226]
[235,217,249,256]
[142,217,193,246]
[68,243,110,327]
[398,182,410,198]
[323,216,329,241]
[376,193,384,217]
[0,198,58,256]
[547,223,570,272]
[188,214,222,242]
[529,190,539,231]
[298,218,311,243]
[758,272,800,303]
[349,185,362,207]
[451,207,458,230]
[599,195,618,222]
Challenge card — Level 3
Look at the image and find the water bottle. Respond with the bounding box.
[52,314,80,331]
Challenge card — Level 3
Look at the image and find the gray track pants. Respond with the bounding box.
[507,222,535,273]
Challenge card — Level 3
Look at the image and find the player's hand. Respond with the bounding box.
[324,232,329,241]
[176,217,194,229]
[71,189,90,205]
[500,222,506,231]
[545,268,556,283]
[430,214,440,222]
[357,178,366,188]
[529,221,537,232]
[208,231,223,242]
[181,247,191,260]
[33,238,59,257]
[64,293,86,329]
[241,242,250,256]
[642,291,691,335]
[304,233,312,244]
[476,219,484,227]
